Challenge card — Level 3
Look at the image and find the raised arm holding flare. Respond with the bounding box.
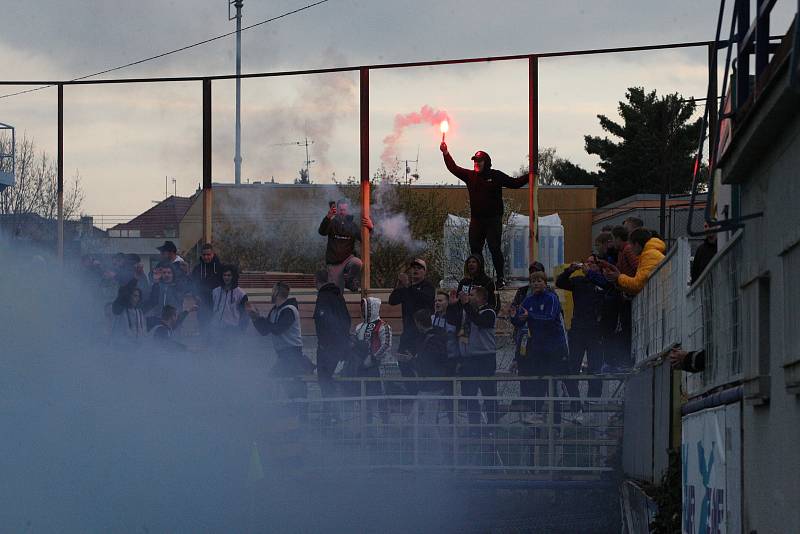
[440,141,527,288]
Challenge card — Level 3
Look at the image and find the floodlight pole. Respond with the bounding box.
[528,56,539,261]
[231,0,243,184]
[57,84,64,263]
[360,68,370,295]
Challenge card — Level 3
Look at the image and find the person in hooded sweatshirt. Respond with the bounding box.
[210,264,249,340]
[313,268,352,398]
[318,199,373,292]
[457,254,498,311]
[143,262,189,325]
[388,258,436,394]
[447,285,498,428]
[110,279,145,349]
[440,142,529,289]
[249,282,313,399]
[350,296,393,397]
[191,243,223,331]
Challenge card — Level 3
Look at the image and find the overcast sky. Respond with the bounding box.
[1,1,796,220]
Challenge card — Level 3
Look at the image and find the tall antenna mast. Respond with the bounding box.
[229,0,244,184]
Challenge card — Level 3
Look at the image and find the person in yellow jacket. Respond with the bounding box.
[601,228,666,295]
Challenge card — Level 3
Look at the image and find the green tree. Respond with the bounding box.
[584,87,702,205]
[294,168,311,184]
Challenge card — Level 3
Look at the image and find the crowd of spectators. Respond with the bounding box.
[80,207,693,427]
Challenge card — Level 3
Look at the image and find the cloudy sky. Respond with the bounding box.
[1,1,796,220]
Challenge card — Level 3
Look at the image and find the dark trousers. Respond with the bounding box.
[617,299,633,369]
[316,348,342,398]
[397,334,419,395]
[469,216,504,279]
[271,346,311,400]
[567,327,603,398]
[459,355,497,425]
[519,346,569,414]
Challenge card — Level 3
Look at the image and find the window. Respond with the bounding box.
[741,274,770,403]
[781,241,800,393]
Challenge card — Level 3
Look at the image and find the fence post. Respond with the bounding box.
[547,376,555,476]
[528,55,539,260]
[57,84,64,263]
[453,377,459,467]
[202,79,213,244]
[359,68,370,296]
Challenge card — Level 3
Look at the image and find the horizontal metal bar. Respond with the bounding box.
[0,39,723,87]
[263,394,625,402]
[322,374,631,382]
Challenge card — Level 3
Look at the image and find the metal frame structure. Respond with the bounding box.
[687,0,798,236]
[0,121,15,191]
[0,38,731,273]
[261,374,627,476]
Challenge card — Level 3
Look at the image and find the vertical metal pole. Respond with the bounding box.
[359,68,371,294]
[547,376,555,477]
[754,0,770,77]
[234,0,243,184]
[452,377,458,467]
[528,56,539,261]
[57,84,64,263]
[735,0,751,109]
[708,44,719,170]
[203,79,213,244]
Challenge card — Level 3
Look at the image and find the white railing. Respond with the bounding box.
[685,231,743,396]
[630,234,744,397]
[631,238,692,366]
[262,375,626,475]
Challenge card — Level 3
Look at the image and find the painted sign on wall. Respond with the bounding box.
[681,402,741,534]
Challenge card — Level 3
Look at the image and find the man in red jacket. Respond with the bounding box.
[440,142,528,288]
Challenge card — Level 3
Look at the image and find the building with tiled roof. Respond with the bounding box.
[110,195,194,239]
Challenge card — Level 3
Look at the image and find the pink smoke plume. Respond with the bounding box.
[381,105,451,165]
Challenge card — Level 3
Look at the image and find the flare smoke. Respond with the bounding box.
[381,105,451,165]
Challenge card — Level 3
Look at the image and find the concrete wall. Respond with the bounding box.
[719,61,800,534]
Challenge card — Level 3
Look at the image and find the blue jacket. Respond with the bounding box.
[512,290,567,356]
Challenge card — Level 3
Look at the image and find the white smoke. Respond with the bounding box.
[371,176,425,252]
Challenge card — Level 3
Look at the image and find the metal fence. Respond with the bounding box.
[631,237,692,366]
[261,375,626,477]
[629,232,744,397]
[685,231,743,396]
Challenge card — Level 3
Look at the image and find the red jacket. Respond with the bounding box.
[616,242,639,278]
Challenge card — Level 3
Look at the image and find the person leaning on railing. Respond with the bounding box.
[600,228,666,296]
[669,346,705,373]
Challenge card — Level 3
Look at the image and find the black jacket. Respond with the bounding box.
[314,283,351,352]
[415,326,449,380]
[457,254,498,311]
[678,350,705,373]
[691,239,718,284]
[191,256,223,304]
[443,152,528,218]
[319,215,361,264]
[555,269,603,330]
[388,279,436,353]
